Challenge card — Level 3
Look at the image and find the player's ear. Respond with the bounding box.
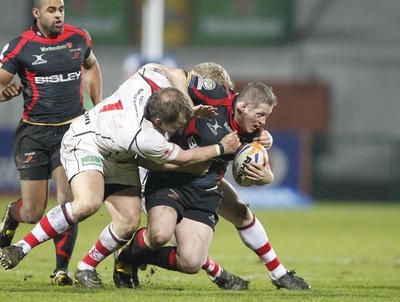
[153,117,163,128]
[32,8,40,19]
[237,102,247,113]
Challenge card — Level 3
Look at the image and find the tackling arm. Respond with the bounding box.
[138,156,211,177]
[170,132,240,166]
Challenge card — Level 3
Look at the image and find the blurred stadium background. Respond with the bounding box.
[0,0,399,205]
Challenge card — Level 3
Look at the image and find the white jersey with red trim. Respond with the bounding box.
[66,63,179,165]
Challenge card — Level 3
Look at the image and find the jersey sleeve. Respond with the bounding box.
[69,25,93,61]
[142,139,180,165]
[139,63,172,89]
[0,37,23,75]
[187,74,233,107]
[134,122,180,164]
[81,29,93,60]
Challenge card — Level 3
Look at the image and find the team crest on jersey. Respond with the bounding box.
[32,54,47,65]
[81,155,101,167]
[207,120,222,135]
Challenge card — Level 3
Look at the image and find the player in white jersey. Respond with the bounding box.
[0,63,240,289]
[62,64,186,183]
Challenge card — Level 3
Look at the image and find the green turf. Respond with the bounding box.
[0,196,399,302]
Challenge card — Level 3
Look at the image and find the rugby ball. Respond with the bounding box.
[232,142,267,187]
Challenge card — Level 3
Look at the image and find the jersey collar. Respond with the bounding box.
[32,20,45,37]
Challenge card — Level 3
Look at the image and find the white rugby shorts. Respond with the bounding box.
[60,126,140,187]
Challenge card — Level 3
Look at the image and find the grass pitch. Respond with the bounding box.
[0,195,399,302]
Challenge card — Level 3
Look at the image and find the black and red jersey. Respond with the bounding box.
[148,75,262,190]
[0,22,92,125]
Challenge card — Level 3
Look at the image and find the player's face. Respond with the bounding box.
[158,113,188,135]
[34,0,65,37]
[236,103,273,133]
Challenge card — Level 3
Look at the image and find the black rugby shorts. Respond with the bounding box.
[145,184,222,230]
[13,121,70,180]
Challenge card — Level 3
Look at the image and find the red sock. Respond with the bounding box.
[202,256,221,279]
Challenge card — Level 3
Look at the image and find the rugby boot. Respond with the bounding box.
[0,245,25,269]
[213,268,249,290]
[51,269,73,286]
[271,270,311,290]
[74,266,104,289]
[113,249,139,288]
[0,200,20,248]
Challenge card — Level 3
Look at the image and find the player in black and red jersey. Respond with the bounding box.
[0,0,102,285]
[114,72,276,290]
[190,62,310,290]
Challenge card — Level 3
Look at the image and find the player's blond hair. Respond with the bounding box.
[191,62,235,90]
[238,82,278,109]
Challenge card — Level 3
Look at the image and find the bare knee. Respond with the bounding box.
[113,217,141,240]
[175,245,204,274]
[122,218,141,235]
[19,203,46,223]
[73,199,102,221]
[146,229,170,249]
[23,210,45,223]
[177,258,203,274]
